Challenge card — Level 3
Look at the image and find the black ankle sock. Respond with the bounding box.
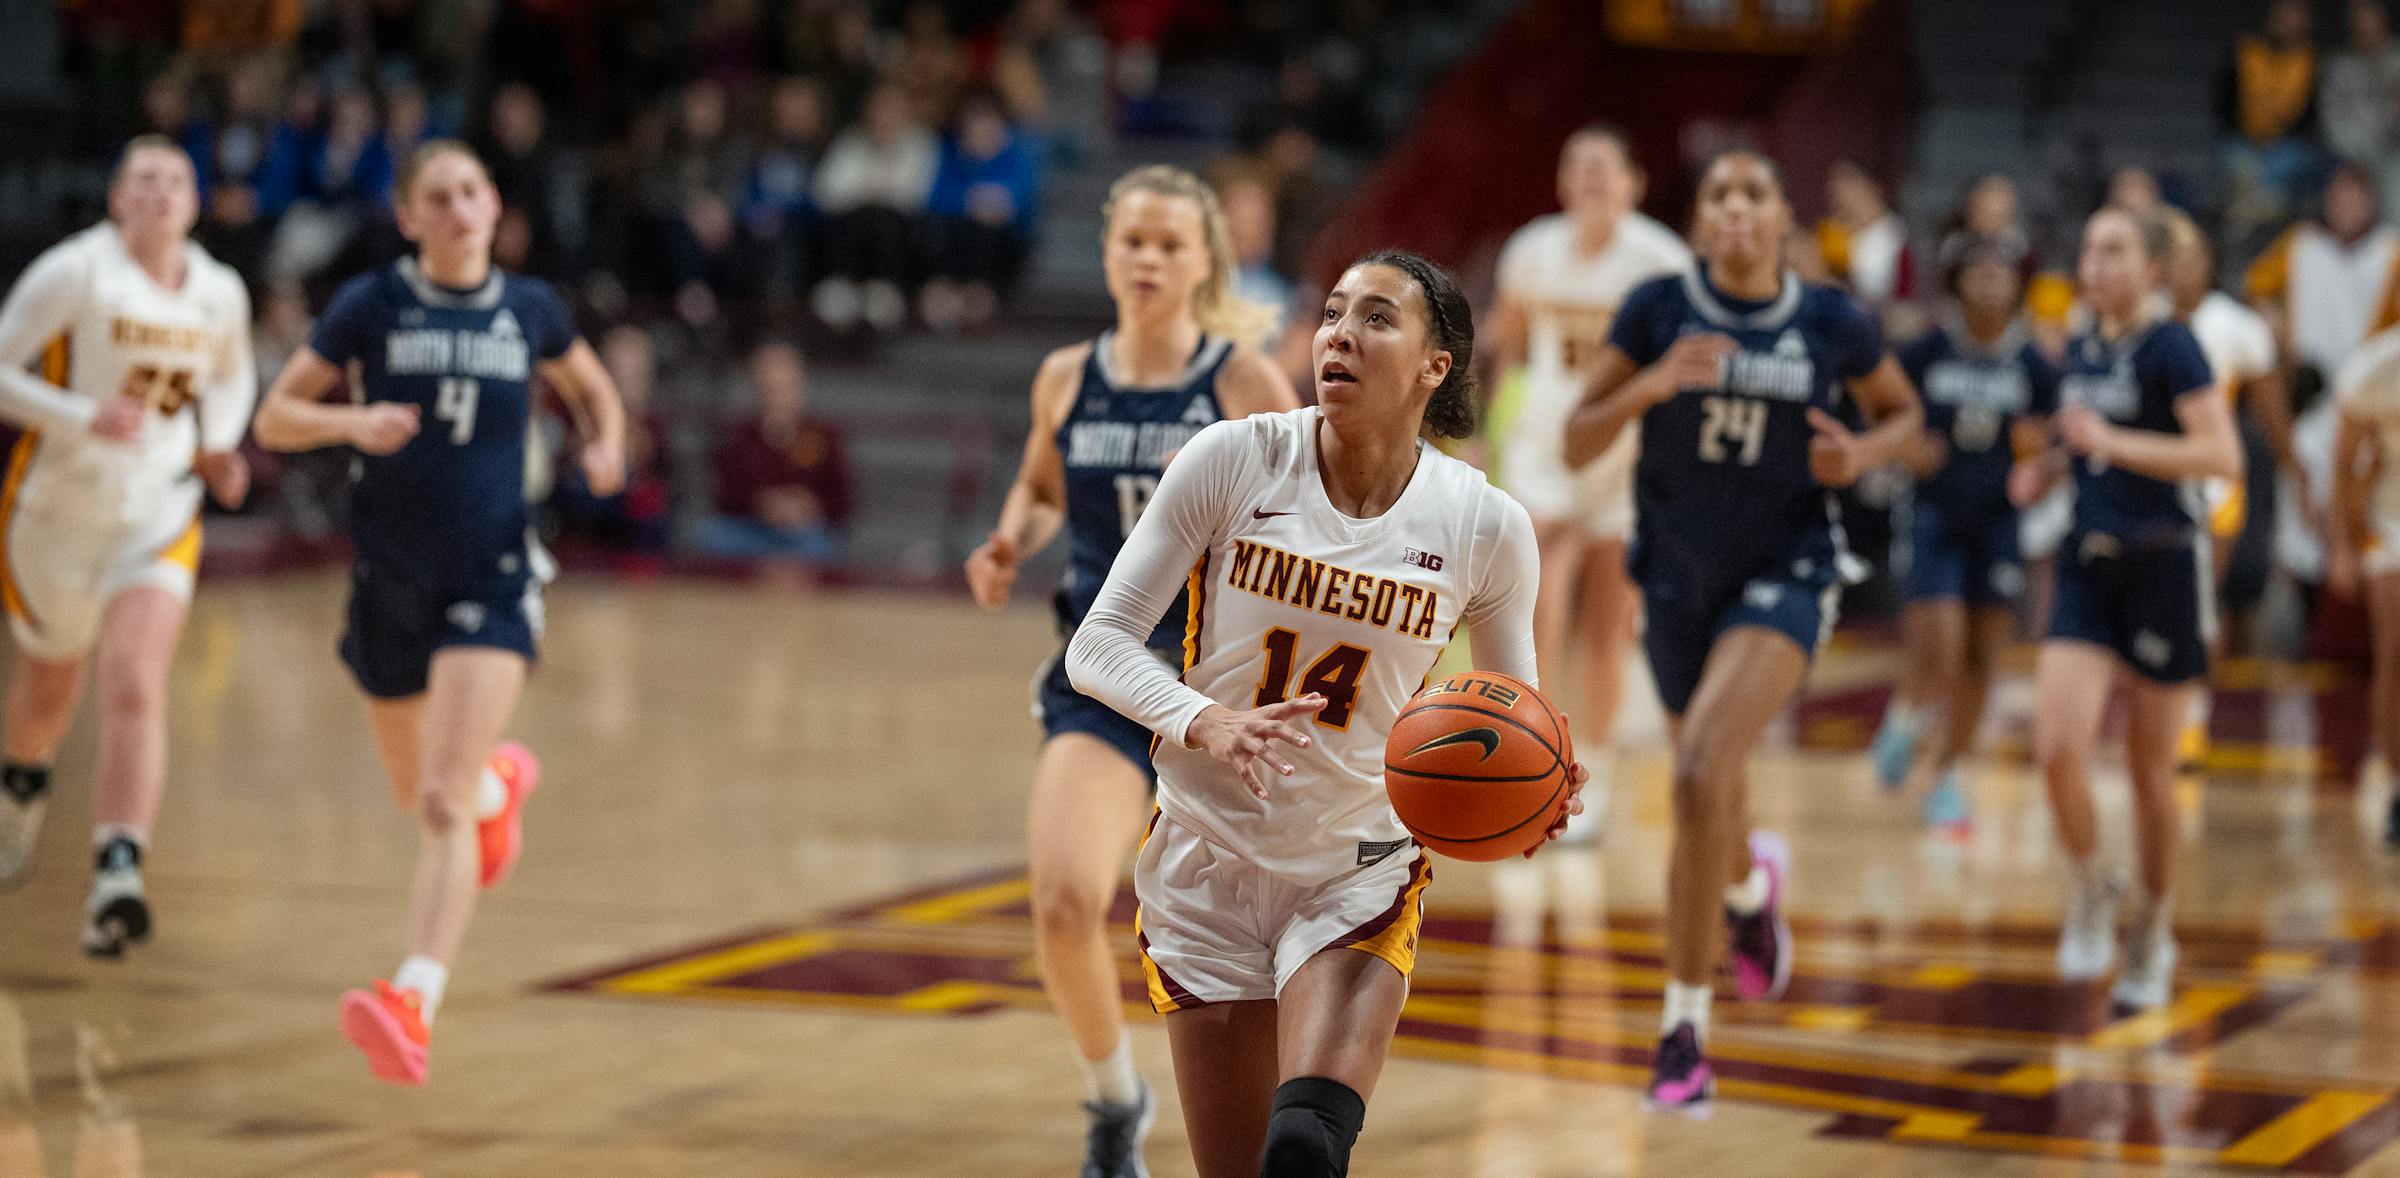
[94,837,140,872]
[1259,1076,1365,1178]
[1,762,49,804]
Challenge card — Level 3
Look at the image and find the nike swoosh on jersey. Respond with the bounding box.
[1253,509,1294,519]
[1402,728,1502,762]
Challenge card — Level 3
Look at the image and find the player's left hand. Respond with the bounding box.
[1806,407,1866,487]
[581,438,627,497]
[196,449,248,509]
[2057,403,2114,460]
[1526,760,1591,857]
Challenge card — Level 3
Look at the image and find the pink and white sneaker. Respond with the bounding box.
[1726,831,1792,1003]
[1645,1023,1714,1116]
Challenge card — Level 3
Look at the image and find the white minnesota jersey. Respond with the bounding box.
[1494,212,1689,529]
[1068,408,1540,884]
[0,223,255,530]
[2189,291,2276,396]
[2339,325,2400,526]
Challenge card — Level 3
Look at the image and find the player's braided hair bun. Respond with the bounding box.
[1355,250,1479,441]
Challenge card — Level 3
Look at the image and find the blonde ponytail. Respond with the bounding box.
[1102,165,1281,350]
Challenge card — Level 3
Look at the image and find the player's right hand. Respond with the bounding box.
[1187,695,1326,799]
[349,403,420,455]
[964,532,1018,609]
[1657,332,1736,398]
[88,396,144,444]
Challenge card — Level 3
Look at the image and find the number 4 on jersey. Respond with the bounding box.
[435,378,480,445]
[1255,627,1372,728]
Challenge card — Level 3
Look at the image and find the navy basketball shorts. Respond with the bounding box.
[1901,498,2026,608]
[2046,532,2213,685]
[340,562,544,700]
[1032,644,1165,786]
[1642,570,1842,717]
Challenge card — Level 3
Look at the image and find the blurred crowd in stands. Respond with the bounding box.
[1802,0,2400,649]
[40,0,1411,568]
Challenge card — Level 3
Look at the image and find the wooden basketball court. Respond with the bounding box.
[2,570,2397,1176]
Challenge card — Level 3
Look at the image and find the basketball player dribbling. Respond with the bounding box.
[1564,151,1923,1114]
[0,135,255,958]
[253,141,628,1084]
[1485,126,1689,838]
[964,164,1295,1176]
[1068,249,1585,1177]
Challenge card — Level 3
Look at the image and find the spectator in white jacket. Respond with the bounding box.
[812,83,939,334]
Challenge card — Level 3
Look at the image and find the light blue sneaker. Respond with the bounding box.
[1923,769,1971,836]
[1871,710,1918,792]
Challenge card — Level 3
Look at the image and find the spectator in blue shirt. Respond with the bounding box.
[744,75,830,302]
[921,89,1040,332]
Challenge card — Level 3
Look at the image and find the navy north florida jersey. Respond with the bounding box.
[1054,332,1229,650]
[2057,319,2215,544]
[310,257,579,586]
[1899,322,2059,521]
[1610,269,1884,605]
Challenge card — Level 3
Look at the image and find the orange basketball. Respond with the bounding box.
[1384,671,1573,861]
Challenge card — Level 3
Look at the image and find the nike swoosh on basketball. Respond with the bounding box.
[1404,728,1502,762]
[1253,509,1294,519]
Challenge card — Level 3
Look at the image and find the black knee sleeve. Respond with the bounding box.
[1259,1076,1365,1178]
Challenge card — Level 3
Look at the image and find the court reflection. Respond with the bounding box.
[1474,848,1641,1177]
[0,991,143,1178]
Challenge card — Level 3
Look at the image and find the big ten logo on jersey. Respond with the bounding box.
[1415,671,1522,708]
[1926,360,2029,452]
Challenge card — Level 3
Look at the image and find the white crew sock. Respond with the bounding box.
[1724,865,1769,915]
[1664,980,1713,1040]
[475,766,508,821]
[1881,702,1919,736]
[1078,1032,1142,1106]
[2130,889,2173,940]
[394,955,449,1023]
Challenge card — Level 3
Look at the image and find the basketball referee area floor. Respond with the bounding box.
[3,568,2400,1176]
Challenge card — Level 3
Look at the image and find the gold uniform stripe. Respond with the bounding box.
[0,431,37,629]
[158,514,203,575]
[1135,905,1181,1014]
[1181,553,1209,673]
[2209,482,2247,539]
[1344,853,1435,979]
[41,332,68,386]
